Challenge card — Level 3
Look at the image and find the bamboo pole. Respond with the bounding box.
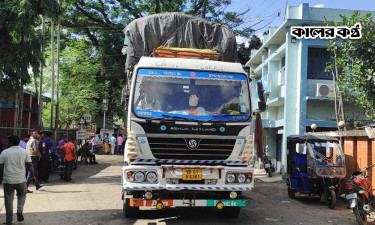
[50,20,55,129]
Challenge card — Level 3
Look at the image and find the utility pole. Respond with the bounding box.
[38,16,45,126]
[55,18,61,130]
[103,99,108,138]
[50,19,55,129]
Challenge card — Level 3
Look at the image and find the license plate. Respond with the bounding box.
[264,163,270,168]
[182,169,202,180]
[346,193,357,199]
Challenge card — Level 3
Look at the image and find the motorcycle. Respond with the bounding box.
[345,163,375,225]
[263,146,275,177]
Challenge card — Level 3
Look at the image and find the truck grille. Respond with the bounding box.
[147,137,236,160]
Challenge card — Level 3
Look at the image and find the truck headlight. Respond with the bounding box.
[226,173,236,183]
[225,172,252,184]
[146,172,158,183]
[125,170,158,183]
[134,172,145,182]
[237,174,246,183]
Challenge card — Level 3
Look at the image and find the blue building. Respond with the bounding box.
[246,3,373,173]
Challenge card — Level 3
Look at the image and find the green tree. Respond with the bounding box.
[50,39,107,129]
[326,12,375,118]
[238,35,262,65]
[0,0,59,102]
[58,0,268,122]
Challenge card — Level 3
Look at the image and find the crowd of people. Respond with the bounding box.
[0,130,127,224]
[93,133,126,155]
[0,131,90,224]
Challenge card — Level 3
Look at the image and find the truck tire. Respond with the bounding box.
[123,197,139,218]
[223,207,241,218]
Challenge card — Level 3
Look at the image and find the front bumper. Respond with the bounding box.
[122,164,254,191]
[129,198,248,208]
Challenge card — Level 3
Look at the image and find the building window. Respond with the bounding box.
[307,48,333,80]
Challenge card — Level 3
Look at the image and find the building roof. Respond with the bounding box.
[95,118,121,129]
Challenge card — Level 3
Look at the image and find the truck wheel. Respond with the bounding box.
[223,207,241,218]
[123,197,139,218]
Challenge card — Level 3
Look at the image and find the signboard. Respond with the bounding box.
[82,114,92,123]
[76,130,87,139]
[87,129,95,137]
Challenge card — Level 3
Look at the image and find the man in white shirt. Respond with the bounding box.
[0,135,37,225]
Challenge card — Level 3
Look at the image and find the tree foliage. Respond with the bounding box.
[326,12,375,118]
[0,0,59,103]
[237,35,262,65]
[57,0,266,126]
[43,39,108,129]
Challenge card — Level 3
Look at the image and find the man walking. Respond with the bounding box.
[61,138,76,182]
[26,131,42,191]
[0,135,37,224]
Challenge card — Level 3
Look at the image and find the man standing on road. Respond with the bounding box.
[103,133,110,154]
[117,134,124,155]
[61,138,76,183]
[0,135,37,225]
[110,134,116,155]
[26,131,42,191]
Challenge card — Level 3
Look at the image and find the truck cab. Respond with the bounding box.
[122,56,255,217]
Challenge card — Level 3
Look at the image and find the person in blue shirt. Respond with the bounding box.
[38,133,51,183]
[46,134,59,172]
[19,134,30,149]
[19,134,31,193]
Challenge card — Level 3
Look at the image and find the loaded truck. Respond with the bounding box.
[120,12,265,218]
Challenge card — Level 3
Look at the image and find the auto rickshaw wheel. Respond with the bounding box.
[326,189,336,209]
[288,187,295,199]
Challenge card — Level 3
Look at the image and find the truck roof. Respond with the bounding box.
[135,57,247,75]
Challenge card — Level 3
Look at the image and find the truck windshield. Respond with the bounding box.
[133,68,251,121]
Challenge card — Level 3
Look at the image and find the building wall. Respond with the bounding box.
[0,91,44,141]
[248,3,373,173]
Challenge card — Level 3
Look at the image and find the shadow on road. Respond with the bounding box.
[43,155,124,187]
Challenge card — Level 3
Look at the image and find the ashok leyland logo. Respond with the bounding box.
[291,23,361,40]
[185,138,201,150]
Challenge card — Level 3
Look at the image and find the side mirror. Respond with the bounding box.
[121,85,130,110]
[256,81,266,111]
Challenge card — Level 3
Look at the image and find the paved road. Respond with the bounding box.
[0,155,358,225]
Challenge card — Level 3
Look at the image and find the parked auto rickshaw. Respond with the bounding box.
[286,135,346,209]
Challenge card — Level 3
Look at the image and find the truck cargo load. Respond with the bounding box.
[122,12,238,81]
